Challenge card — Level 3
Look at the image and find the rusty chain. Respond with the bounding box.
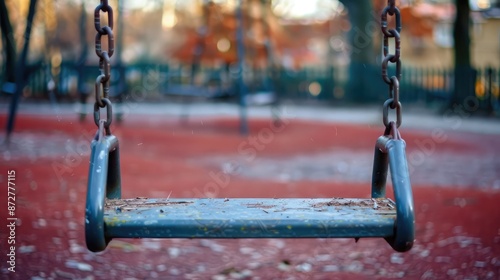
[381,0,403,130]
[89,0,403,135]
[94,0,114,134]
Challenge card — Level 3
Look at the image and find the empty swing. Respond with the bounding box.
[85,0,414,253]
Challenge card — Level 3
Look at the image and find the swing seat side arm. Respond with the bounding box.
[372,135,415,252]
[85,135,121,252]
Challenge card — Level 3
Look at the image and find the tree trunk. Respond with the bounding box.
[339,0,376,102]
[0,0,16,91]
[452,0,474,108]
[6,0,38,138]
[77,1,89,96]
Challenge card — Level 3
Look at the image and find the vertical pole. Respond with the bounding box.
[419,67,423,102]
[6,0,38,139]
[327,16,335,102]
[237,0,248,135]
[77,0,89,121]
[497,68,500,110]
[261,0,280,123]
[487,67,493,115]
[477,68,482,110]
[115,0,125,122]
[431,68,436,97]
[116,0,124,74]
[425,67,430,105]
[407,66,411,102]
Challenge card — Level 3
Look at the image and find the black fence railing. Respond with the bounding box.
[2,61,499,113]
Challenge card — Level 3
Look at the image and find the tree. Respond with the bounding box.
[339,0,377,102]
[4,0,38,139]
[0,0,16,92]
[451,0,474,109]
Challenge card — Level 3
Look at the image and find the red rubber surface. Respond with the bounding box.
[0,114,499,279]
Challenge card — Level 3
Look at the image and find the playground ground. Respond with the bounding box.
[0,102,499,279]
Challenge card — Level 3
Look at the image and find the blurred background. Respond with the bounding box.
[1,1,500,279]
[0,0,499,110]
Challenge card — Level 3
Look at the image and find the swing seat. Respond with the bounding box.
[104,197,396,238]
[85,134,415,253]
[162,84,223,98]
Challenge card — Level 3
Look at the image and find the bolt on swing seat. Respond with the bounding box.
[85,128,415,253]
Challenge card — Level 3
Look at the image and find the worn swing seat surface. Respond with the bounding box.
[104,197,397,239]
[85,133,415,253]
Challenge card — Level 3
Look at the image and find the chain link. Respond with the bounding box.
[389,76,399,108]
[94,0,114,132]
[381,0,403,130]
[95,1,114,33]
[94,98,113,135]
[383,98,402,128]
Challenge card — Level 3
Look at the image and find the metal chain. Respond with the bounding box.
[94,0,114,134]
[381,0,402,129]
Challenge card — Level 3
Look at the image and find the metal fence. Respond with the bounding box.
[2,61,499,113]
[398,66,499,113]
